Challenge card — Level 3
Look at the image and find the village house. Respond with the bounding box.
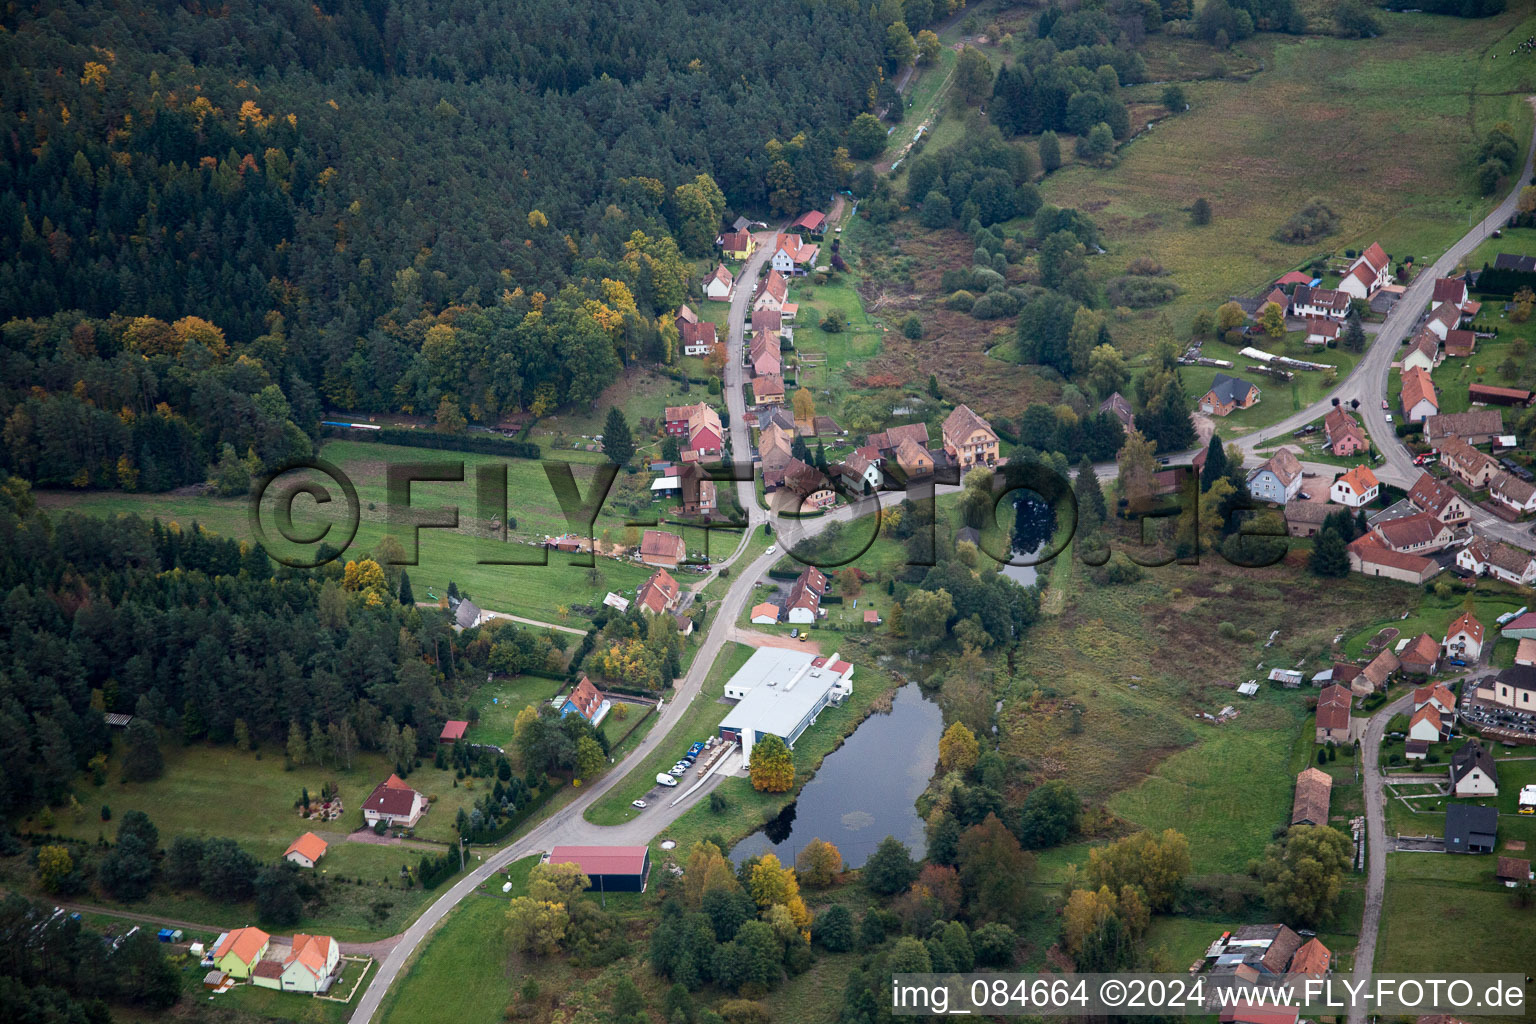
[703,264,734,301]
[893,437,935,479]
[1401,366,1439,423]
[362,774,427,828]
[941,404,1001,469]
[679,463,717,516]
[1369,510,1455,555]
[1444,611,1484,662]
[784,566,828,624]
[1490,472,1536,515]
[1304,318,1340,346]
[1424,301,1462,341]
[1444,329,1477,358]
[1402,329,1439,374]
[1347,533,1440,583]
[1099,391,1136,431]
[1445,803,1498,853]
[749,329,782,377]
[1449,740,1499,797]
[751,307,790,342]
[1323,406,1368,456]
[750,603,779,625]
[718,229,755,261]
[212,927,271,980]
[638,529,687,568]
[635,567,682,616]
[753,268,788,312]
[1413,682,1457,716]
[283,832,327,869]
[769,233,818,275]
[1290,284,1351,320]
[664,402,723,458]
[791,210,827,236]
[757,403,794,433]
[561,676,610,725]
[868,423,931,462]
[1199,373,1261,416]
[1289,938,1332,978]
[1424,409,1505,447]
[1407,471,1471,525]
[1315,683,1354,744]
[1457,535,1536,585]
[1331,465,1380,507]
[1430,276,1469,310]
[1339,242,1391,299]
[1398,633,1441,677]
[1283,500,1331,537]
[677,317,718,357]
[1359,648,1401,695]
[835,450,883,494]
[752,373,786,405]
[1438,438,1500,489]
[1247,449,1304,504]
[254,933,339,994]
[1407,704,1446,744]
[1291,766,1332,826]
[758,422,795,486]
[780,458,836,512]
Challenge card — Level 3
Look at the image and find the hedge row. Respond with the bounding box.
[322,424,543,459]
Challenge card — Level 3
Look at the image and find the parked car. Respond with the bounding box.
[655,774,678,787]
[797,632,808,642]
[631,800,648,809]
[790,627,799,638]
[1384,413,1393,423]
[1298,491,1311,500]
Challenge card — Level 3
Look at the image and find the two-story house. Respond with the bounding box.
[941,404,1000,469]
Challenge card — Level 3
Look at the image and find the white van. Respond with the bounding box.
[655,773,678,787]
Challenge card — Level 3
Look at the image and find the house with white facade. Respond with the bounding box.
[1330,465,1379,507]
[1338,242,1391,300]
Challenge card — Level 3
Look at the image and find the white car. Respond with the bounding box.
[765,545,776,555]
[655,773,678,787]
[631,799,647,809]
[1384,413,1394,423]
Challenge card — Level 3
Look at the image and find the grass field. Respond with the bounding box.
[1340,587,1530,661]
[35,438,660,627]
[465,676,566,748]
[1037,8,1536,364]
[1430,329,1531,414]
[1177,331,1362,436]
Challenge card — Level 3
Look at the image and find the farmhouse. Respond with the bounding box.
[893,437,935,478]
[1370,511,1455,556]
[1438,438,1499,489]
[1315,684,1354,744]
[1430,276,1469,310]
[678,318,718,357]
[749,330,782,377]
[1444,330,1477,358]
[703,264,734,300]
[1304,318,1340,346]
[1457,535,1536,585]
[1099,392,1136,431]
[1424,409,1504,446]
[1199,373,1261,416]
[1288,938,1332,977]
[1400,366,1438,423]
[1407,471,1470,525]
[362,774,427,828]
[1347,533,1440,583]
[1449,740,1498,798]
[752,373,786,405]
[1398,633,1441,677]
[561,676,610,726]
[638,529,687,568]
[1291,767,1333,826]
[1413,683,1456,716]
[1330,465,1380,507]
[549,845,651,893]
[1290,284,1350,319]
[1444,803,1498,854]
[635,567,681,615]
[779,458,837,511]
[758,423,795,486]
[1339,242,1391,299]
[769,233,818,275]
[451,598,485,630]
[1360,649,1401,695]
[1212,923,1304,976]
[753,269,788,312]
[1401,329,1438,374]
[211,927,270,980]
[1407,704,1445,743]
[835,450,883,493]
[719,230,756,260]
[1246,449,1303,504]
[1323,406,1368,457]
[679,463,716,516]
[1443,611,1484,662]
[784,566,828,624]
[941,404,1001,469]
[718,647,854,763]
[867,422,931,461]
[283,832,328,869]
[752,307,790,342]
[1424,301,1461,341]
[1490,472,1536,515]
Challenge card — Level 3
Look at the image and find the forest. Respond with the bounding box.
[0,0,945,490]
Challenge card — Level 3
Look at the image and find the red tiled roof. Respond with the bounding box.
[1316,684,1352,731]
[1400,632,1440,667]
[1446,611,1483,647]
[639,530,686,559]
[1410,704,1443,733]
[1348,534,1435,575]
[440,720,468,741]
[636,567,681,614]
[1337,465,1379,495]
[364,775,421,818]
[1289,937,1332,976]
[1431,278,1466,303]
[1276,271,1312,285]
[567,677,603,718]
[285,832,328,863]
[214,926,270,966]
[1372,511,1446,551]
[549,845,648,876]
[1401,366,1437,413]
[1360,242,1389,273]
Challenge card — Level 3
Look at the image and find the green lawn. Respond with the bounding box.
[376,856,538,1024]
[1171,331,1362,436]
[1341,588,1529,661]
[1430,330,1530,415]
[465,676,565,749]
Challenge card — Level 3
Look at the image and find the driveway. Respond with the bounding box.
[1351,688,1413,1024]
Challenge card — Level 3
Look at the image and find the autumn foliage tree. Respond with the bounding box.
[1086,828,1190,912]
[748,734,794,792]
[795,838,843,887]
[937,721,980,775]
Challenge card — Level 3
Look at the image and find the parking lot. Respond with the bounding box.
[1460,696,1536,744]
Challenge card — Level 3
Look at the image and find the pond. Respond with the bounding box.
[1000,493,1054,588]
[730,682,942,868]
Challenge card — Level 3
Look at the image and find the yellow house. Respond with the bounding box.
[250,934,340,993]
[941,404,1000,469]
[212,926,270,980]
[719,229,756,260]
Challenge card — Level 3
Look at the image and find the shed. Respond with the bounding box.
[440,720,469,743]
[1444,804,1497,853]
[548,845,651,892]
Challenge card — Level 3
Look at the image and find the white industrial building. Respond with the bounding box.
[718,648,853,765]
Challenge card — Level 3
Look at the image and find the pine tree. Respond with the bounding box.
[398,571,415,606]
[603,407,634,466]
[1199,434,1228,492]
[1342,311,1366,353]
[1308,529,1350,578]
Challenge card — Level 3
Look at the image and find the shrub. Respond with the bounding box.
[1217,621,1237,638]
[969,291,1020,319]
[1106,275,1180,308]
[945,290,977,312]
[902,316,924,339]
[1125,256,1164,276]
[1273,199,1340,244]
[970,266,1006,292]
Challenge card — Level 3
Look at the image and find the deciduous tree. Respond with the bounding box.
[748,734,794,792]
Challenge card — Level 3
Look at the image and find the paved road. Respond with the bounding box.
[723,232,775,525]
[1351,689,1413,1024]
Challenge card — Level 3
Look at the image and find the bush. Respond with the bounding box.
[1273,199,1340,244]
[970,291,1020,319]
[1217,621,1237,638]
[970,266,1006,292]
[945,290,977,312]
[1106,275,1180,308]
[902,316,924,339]
[820,309,848,333]
[1125,256,1164,276]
